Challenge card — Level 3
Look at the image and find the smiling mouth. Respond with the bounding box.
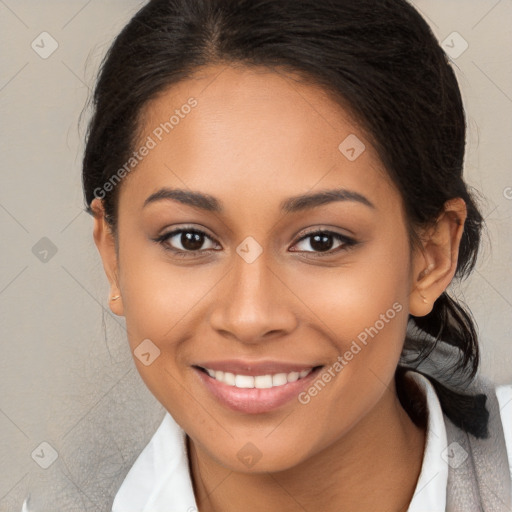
[195,365,323,389]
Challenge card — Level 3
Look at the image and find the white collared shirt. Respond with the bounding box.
[21,376,512,512]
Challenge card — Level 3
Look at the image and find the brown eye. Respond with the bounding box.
[179,231,206,251]
[156,228,219,254]
[291,231,357,254]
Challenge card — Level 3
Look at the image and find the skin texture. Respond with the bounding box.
[92,64,467,511]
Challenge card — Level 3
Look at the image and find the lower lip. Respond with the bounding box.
[194,367,322,414]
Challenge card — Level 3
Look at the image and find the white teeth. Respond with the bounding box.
[235,375,254,388]
[287,371,299,382]
[254,375,273,388]
[224,372,236,386]
[203,367,314,388]
[272,373,288,386]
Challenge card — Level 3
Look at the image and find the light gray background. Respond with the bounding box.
[1,1,511,510]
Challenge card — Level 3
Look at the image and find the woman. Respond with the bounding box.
[55,0,512,510]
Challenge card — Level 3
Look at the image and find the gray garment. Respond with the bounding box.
[445,377,511,512]
[402,335,511,511]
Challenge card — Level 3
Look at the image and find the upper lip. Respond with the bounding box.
[194,359,322,376]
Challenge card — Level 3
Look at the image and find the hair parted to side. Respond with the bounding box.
[82,0,487,437]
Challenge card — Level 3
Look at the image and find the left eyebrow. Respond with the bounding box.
[280,188,375,213]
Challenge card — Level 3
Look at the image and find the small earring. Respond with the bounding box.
[419,293,428,304]
[110,295,121,301]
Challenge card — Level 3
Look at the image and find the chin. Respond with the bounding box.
[197,432,316,474]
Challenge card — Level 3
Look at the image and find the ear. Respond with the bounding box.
[409,198,467,316]
[91,198,124,316]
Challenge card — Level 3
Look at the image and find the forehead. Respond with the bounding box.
[119,64,398,214]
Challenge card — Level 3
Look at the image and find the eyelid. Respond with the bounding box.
[295,225,352,239]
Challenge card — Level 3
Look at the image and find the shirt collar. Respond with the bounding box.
[111,412,196,512]
[406,371,448,512]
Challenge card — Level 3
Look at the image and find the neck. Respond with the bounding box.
[189,383,425,512]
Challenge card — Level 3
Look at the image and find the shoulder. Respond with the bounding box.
[19,412,196,512]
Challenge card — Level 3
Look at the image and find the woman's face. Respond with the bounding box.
[95,64,423,472]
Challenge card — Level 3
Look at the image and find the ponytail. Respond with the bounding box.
[398,293,489,438]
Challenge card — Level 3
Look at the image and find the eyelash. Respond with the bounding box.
[153,226,358,258]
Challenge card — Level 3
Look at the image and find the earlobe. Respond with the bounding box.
[409,198,467,317]
[91,198,124,316]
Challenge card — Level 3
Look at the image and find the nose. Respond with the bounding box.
[209,249,298,345]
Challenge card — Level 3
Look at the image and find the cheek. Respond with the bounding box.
[118,233,216,344]
[296,228,412,349]
[116,235,228,408]
[289,225,412,415]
